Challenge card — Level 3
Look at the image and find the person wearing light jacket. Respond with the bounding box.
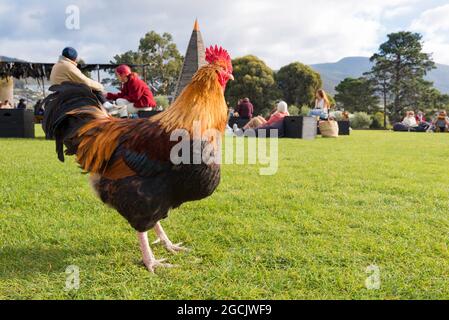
[50,47,104,93]
[402,111,419,128]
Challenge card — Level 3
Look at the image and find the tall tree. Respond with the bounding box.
[276,62,322,107]
[225,55,281,114]
[335,77,380,113]
[111,31,183,95]
[77,59,92,78]
[369,31,435,121]
[364,61,390,128]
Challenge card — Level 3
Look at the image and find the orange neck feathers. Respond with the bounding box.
[150,65,228,137]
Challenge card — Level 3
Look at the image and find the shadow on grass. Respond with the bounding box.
[0,137,47,141]
[0,246,95,280]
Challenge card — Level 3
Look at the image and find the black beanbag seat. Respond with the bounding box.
[393,122,429,132]
[393,123,413,132]
[254,120,285,138]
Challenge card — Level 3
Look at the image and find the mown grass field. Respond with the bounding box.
[1,126,449,300]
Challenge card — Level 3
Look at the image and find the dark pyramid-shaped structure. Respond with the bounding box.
[173,19,207,99]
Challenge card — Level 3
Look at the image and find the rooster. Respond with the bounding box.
[42,46,234,272]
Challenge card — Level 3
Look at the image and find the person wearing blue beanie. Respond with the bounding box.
[62,47,78,62]
[50,47,104,93]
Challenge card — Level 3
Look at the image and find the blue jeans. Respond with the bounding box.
[309,109,328,119]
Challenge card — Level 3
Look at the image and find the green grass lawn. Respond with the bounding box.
[1,126,449,300]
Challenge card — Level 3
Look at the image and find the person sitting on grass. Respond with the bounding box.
[50,47,105,99]
[243,101,290,130]
[393,110,427,132]
[402,111,419,129]
[37,106,45,116]
[33,100,42,115]
[433,111,449,133]
[1,100,13,109]
[416,111,427,124]
[17,99,27,109]
[414,110,431,131]
[105,65,156,118]
[309,89,330,119]
[234,98,254,120]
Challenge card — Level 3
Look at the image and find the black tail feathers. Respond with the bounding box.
[42,82,104,162]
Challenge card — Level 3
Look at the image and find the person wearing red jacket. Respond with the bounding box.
[106,65,156,116]
[416,111,427,124]
[234,97,254,119]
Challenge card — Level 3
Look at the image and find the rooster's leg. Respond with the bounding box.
[153,222,189,253]
[138,231,173,273]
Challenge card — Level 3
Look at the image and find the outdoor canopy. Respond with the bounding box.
[0,61,150,80]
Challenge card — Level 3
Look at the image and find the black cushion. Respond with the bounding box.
[255,120,285,138]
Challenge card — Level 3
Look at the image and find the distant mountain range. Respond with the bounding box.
[310,57,449,95]
[0,55,25,62]
[3,54,449,95]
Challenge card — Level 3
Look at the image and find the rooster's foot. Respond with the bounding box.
[153,238,190,254]
[138,231,176,273]
[142,258,175,273]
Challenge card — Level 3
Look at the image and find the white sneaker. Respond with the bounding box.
[225,125,234,136]
[118,106,128,118]
[103,102,114,110]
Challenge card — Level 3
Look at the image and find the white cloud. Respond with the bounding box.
[410,4,449,64]
[0,0,447,68]
[0,39,67,62]
[383,6,414,19]
[215,0,411,66]
[0,2,11,14]
[411,4,449,33]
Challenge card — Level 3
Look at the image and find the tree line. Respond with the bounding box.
[337,32,449,126]
[108,30,449,125]
[107,30,324,116]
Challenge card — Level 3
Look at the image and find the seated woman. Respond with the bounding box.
[105,65,156,117]
[309,89,330,119]
[243,101,289,130]
[402,111,419,129]
[433,111,449,132]
[393,111,419,131]
[414,111,431,131]
[416,111,426,124]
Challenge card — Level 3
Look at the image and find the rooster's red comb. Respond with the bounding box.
[206,45,232,71]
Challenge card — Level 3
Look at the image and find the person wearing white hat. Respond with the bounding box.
[243,101,290,130]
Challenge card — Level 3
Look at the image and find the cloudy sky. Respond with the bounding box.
[0,0,448,69]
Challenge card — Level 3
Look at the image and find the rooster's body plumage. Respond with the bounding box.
[42,48,233,272]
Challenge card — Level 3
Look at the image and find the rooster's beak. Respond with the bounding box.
[229,74,235,81]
